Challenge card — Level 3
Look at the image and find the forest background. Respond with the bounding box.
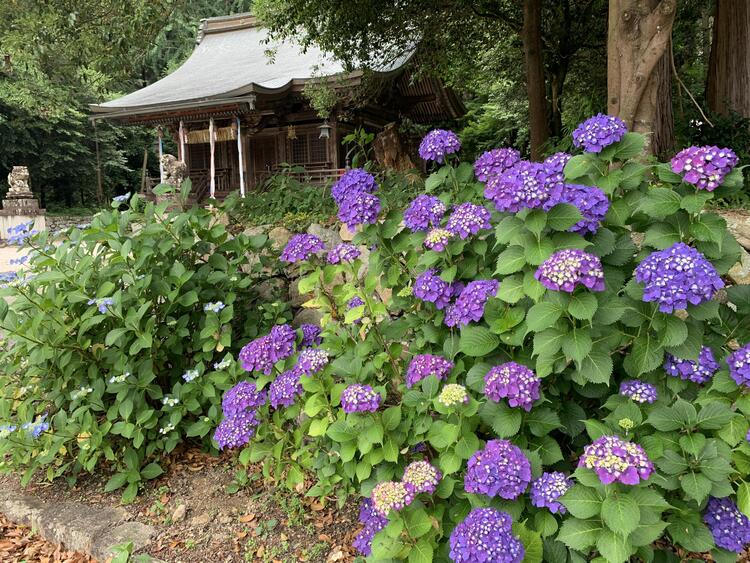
[0,0,747,212]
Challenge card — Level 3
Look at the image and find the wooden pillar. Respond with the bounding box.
[236,117,246,197]
[209,118,216,198]
[178,120,185,162]
[157,127,165,184]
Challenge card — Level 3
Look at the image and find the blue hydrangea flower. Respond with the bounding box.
[449,508,524,563]
[703,496,750,552]
[484,161,551,213]
[239,324,296,375]
[112,192,131,203]
[671,146,739,191]
[484,362,540,411]
[419,129,461,163]
[280,234,325,263]
[445,203,491,239]
[214,409,261,449]
[296,348,328,376]
[619,380,657,403]
[474,148,521,182]
[203,301,225,313]
[403,195,446,232]
[299,324,322,347]
[664,347,719,384]
[88,297,114,314]
[7,222,38,245]
[544,184,609,235]
[727,343,750,388]
[444,280,499,328]
[464,439,531,499]
[572,114,628,153]
[269,369,303,409]
[413,269,454,310]
[182,369,200,383]
[327,243,361,264]
[353,498,388,556]
[635,243,723,313]
[535,249,605,292]
[341,383,381,413]
[530,472,573,514]
[578,435,653,485]
[406,354,454,388]
[337,192,381,230]
[331,169,378,204]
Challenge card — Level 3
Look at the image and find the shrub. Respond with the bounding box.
[0,186,289,501]
[221,120,750,562]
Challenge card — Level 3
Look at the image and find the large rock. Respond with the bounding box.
[268,226,292,251]
[729,247,750,285]
[339,224,356,242]
[719,210,750,251]
[307,223,342,248]
[257,277,289,301]
[289,278,313,307]
[293,308,323,327]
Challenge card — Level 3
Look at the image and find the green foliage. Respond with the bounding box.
[234,130,750,560]
[0,185,289,501]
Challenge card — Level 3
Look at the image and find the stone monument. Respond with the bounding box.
[0,166,45,242]
[161,155,188,188]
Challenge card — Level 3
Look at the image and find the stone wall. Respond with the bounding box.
[46,215,94,233]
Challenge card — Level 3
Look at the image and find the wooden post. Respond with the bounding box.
[93,119,104,206]
[157,127,165,184]
[140,148,148,193]
[209,118,216,198]
[236,117,246,197]
[178,120,185,162]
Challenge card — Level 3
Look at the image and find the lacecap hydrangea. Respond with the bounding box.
[464,439,531,499]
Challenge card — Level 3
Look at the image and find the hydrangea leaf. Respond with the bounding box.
[680,471,712,503]
[557,518,602,550]
[458,326,499,357]
[560,485,603,519]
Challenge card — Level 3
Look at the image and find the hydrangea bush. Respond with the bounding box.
[0,186,288,501]
[219,120,750,562]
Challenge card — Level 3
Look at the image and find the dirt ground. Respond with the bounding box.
[0,513,96,563]
[0,448,361,563]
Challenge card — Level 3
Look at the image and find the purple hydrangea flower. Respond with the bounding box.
[572,114,628,153]
[371,481,415,516]
[213,409,261,449]
[404,195,446,232]
[544,184,610,235]
[239,325,296,374]
[535,249,605,292]
[530,472,573,514]
[424,228,454,252]
[413,269,454,310]
[484,362,541,411]
[474,148,521,182]
[619,380,658,404]
[268,369,303,409]
[727,343,750,387]
[221,381,267,416]
[347,296,365,310]
[664,347,719,384]
[341,383,381,413]
[671,146,739,191]
[703,497,750,552]
[337,192,381,230]
[419,129,461,163]
[402,461,442,495]
[297,348,328,376]
[543,152,573,173]
[280,234,325,263]
[353,498,388,556]
[635,243,724,313]
[445,203,492,239]
[327,243,361,265]
[444,280,499,328]
[300,324,322,348]
[406,354,454,388]
[484,161,551,213]
[578,435,654,485]
[331,168,378,204]
[449,508,524,563]
[464,439,531,499]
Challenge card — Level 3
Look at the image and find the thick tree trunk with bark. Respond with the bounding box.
[522,0,549,161]
[607,0,677,154]
[706,0,750,118]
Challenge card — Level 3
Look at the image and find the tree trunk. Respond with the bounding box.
[607,0,677,154]
[522,0,549,161]
[706,0,750,118]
